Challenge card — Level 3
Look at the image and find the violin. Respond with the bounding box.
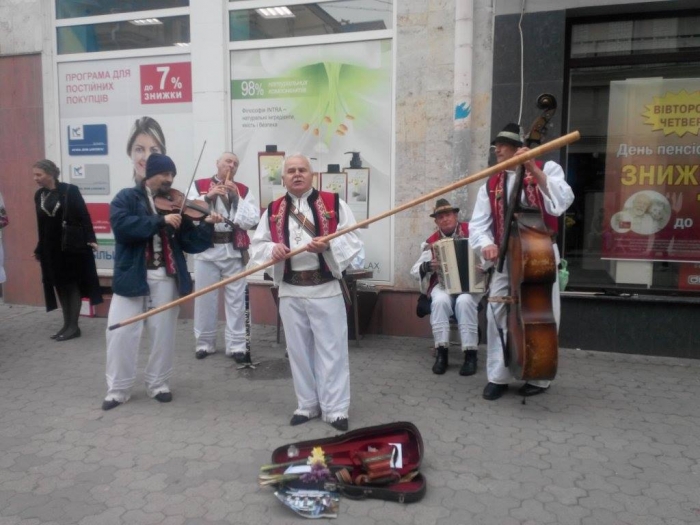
[154,188,236,229]
[499,94,559,382]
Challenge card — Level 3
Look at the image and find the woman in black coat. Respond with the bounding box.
[33,159,102,341]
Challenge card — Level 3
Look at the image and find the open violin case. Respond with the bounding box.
[270,421,426,503]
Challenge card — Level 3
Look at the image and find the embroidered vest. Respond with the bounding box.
[268,190,340,277]
[424,222,469,296]
[143,188,176,276]
[146,229,176,276]
[194,176,250,249]
[486,161,558,246]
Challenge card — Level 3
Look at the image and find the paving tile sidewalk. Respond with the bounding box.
[0,301,699,525]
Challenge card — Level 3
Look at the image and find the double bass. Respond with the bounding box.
[496,94,559,381]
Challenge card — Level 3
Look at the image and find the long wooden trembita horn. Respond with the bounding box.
[109,130,580,330]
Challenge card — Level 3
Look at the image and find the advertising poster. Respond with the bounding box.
[603,79,700,262]
[58,55,194,269]
[231,40,393,282]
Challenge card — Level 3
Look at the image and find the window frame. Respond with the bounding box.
[227,0,394,51]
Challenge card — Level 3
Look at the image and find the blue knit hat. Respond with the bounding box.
[146,153,177,179]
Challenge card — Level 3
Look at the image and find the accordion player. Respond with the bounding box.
[432,238,485,294]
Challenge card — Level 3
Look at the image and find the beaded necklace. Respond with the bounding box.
[40,190,61,217]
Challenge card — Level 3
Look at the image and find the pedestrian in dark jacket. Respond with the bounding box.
[33,159,102,341]
[103,153,222,411]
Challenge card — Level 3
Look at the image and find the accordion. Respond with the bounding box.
[432,238,485,294]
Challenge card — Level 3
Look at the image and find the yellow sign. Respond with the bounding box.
[642,90,700,137]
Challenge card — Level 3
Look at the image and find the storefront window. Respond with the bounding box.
[56,0,189,19]
[229,1,392,42]
[571,16,700,58]
[57,15,190,54]
[565,15,700,295]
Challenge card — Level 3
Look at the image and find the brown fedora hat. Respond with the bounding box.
[430,198,459,218]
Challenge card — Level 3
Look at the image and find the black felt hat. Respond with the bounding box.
[430,198,459,218]
[491,123,523,147]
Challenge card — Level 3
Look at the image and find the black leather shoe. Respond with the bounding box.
[518,383,549,397]
[56,328,81,342]
[330,418,348,431]
[230,352,247,364]
[101,399,122,411]
[195,350,208,360]
[50,328,67,340]
[459,350,477,376]
[432,346,448,375]
[154,392,173,403]
[482,382,508,400]
[290,414,311,426]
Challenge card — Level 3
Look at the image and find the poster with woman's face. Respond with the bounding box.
[58,55,194,270]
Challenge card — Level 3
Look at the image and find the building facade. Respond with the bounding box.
[1,0,698,357]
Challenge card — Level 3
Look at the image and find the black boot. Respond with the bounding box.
[52,286,71,339]
[459,349,477,376]
[56,284,82,341]
[432,346,448,375]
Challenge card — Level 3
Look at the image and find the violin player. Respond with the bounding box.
[410,198,484,376]
[187,152,259,362]
[102,153,223,411]
[469,123,574,401]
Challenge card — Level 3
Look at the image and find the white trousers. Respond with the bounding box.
[105,269,179,402]
[486,257,560,387]
[279,295,350,422]
[193,257,246,354]
[430,286,482,349]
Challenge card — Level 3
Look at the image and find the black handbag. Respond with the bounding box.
[416,293,431,318]
[61,191,87,253]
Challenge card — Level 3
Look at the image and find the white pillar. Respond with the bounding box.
[453,0,474,133]
[451,0,475,214]
[189,0,230,168]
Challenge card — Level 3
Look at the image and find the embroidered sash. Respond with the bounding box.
[194,177,251,250]
[486,161,558,246]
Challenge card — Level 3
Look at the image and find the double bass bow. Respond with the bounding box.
[495,94,560,381]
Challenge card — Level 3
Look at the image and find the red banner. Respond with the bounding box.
[140,62,192,105]
[602,80,700,262]
[87,203,111,234]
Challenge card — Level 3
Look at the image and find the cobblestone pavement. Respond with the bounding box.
[0,301,699,525]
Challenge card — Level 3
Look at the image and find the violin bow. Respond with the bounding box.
[178,140,207,215]
[108,131,581,331]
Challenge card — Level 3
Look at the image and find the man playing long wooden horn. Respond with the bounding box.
[248,154,363,431]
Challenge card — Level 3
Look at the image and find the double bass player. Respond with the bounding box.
[469,123,574,401]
